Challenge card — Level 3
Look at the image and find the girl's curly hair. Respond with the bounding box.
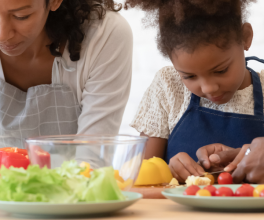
[125,0,256,57]
[45,0,121,61]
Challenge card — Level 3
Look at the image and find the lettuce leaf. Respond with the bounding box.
[0,161,125,203]
[82,166,125,202]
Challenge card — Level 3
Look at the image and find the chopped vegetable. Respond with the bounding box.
[203,185,217,196]
[196,189,211,197]
[217,172,233,184]
[253,185,264,197]
[134,157,172,186]
[169,178,179,186]
[235,185,254,197]
[82,167,125,202]
[215,187,234,197]
[185,175,211,186]
[79,162,92,178]
[203,173,215,185]
[0,161,125,203]
[0,147,30,169]
[29,145,51,169]
[183,185,200,195]
[117,179,133,190]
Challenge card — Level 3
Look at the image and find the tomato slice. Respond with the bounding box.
[30,145,51,169]
[0,147,30,169]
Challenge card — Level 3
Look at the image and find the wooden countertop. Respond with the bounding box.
[1,199,264,220]
[130,186,168,199]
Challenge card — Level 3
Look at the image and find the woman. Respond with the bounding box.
[0,0,133,148]
[197,138,264,184]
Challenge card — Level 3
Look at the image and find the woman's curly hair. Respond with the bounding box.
[125,0,256,57]
[45,0,121,61]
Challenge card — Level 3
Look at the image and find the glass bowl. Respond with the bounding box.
[25,135,148,190]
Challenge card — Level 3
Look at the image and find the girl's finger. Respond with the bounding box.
[224,144,249,172]
[181,159,200,176]
[173,159,192,182]
[196,146,211,169]
[169,162,185,183]
[195,163,206,175]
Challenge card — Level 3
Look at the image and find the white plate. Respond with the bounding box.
[0,191,142,217]
[162,184,264,210]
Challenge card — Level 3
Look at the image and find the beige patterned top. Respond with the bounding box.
[130,66,264,139]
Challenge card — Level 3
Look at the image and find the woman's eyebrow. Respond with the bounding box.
[8,5,31,12]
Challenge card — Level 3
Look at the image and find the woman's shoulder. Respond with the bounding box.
[82,11,132,44]
[75,10,133,86]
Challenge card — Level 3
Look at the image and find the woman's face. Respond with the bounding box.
[171,43,250,105]
[0,0,50,56]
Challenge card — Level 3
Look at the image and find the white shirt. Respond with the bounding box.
[0,11,133,135]
[130,66,264,139]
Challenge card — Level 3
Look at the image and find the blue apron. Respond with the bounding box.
[166,56,264,163]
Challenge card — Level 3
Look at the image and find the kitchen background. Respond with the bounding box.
[117,1,264,135]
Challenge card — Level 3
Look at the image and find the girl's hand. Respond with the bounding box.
[196,143,241,171]
[225,138,264,183]
[169,152,205,183]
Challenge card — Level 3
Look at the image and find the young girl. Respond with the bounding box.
[126,0,262,183]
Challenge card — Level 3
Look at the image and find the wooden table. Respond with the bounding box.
[1,199,264,220]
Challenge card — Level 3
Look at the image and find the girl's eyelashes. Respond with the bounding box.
[183,75,195,80]
[214,67,229,74]
[181,66,229,79]
[14,15,31,21]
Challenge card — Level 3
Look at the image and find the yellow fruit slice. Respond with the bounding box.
[117,179,133,190]
[114,170,125,183]
[80,162,91,178]
[253,185,264,197]
[148,157,173,183]
[169,178,179,186]
[203,173,215,185]
[134,160,163,185]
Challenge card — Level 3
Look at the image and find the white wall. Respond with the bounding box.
[118,1,264,135]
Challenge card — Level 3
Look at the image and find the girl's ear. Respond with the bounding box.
[49,0,63,12]
[242,23,253,51]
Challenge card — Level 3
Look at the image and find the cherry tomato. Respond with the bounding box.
[183,185,200,195]
[196,189,211,197]
[203,185,217,196]
[235,185,254,197]
[217,172,233,184]
[253,185,264,197]
[241,184,254,189]
[215,187,234,197]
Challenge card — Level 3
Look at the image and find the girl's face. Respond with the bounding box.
[0,0,60,57]
[171,43,251,105]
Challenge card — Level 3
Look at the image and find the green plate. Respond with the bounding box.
[162,184,264,210]
[0,191,142,217]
